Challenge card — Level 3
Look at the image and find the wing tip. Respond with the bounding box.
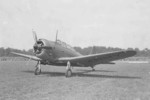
[126,50,137,57]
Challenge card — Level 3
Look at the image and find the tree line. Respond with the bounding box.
[0,46,150,57]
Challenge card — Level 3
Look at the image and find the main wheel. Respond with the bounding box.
[34,67,41,75]
[65,69,72,77]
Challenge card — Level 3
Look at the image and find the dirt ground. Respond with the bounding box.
[0,61,150,100]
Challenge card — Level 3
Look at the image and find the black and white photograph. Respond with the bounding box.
[0,0,150,100]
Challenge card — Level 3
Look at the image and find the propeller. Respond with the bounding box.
[32,29,38,43]
[38,46,52,49]
[26,57,32,66]
[32,30,52,54]
[55,30,58,43]
[54,30,58,48]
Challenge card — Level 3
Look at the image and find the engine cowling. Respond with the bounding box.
[33,39,54,61]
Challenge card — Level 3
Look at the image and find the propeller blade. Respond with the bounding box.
[33,45,52,50]
[26,57,31,66]
[32,29,38,43]
[54,30,58,48]
[55,30,58,42]
[41,46,52,49]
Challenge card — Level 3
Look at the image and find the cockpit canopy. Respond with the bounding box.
[56,39,76,52]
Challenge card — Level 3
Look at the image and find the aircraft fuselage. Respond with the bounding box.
[34,39,82,65]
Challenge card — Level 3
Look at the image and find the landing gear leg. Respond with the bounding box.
[65,61,72,77]
[35,61,41,75]
[91,66,95,71]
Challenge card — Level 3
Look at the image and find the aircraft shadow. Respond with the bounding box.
[76,69,116,73]
[22,70,141,79]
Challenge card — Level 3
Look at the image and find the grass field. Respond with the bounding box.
[0,61,150,100]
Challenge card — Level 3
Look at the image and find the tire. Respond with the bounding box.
[65,69,72,77]
[34,67,41,75]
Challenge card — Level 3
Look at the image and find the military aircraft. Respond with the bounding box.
[12,30,136,77]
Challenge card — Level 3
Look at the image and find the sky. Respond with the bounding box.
[0,0,150,50]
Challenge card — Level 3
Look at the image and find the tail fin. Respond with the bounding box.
[90,46,97,54]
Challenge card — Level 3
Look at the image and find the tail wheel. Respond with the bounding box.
[35,67,41,75]
[65,69,72,77]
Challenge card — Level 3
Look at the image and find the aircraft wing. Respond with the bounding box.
[58,50,136,66]
[11,52,42,61]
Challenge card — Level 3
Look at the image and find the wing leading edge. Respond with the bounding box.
[11,52,42,61]
[58,50,136,66]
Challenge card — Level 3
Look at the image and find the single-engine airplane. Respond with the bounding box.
[12,30,136,77]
